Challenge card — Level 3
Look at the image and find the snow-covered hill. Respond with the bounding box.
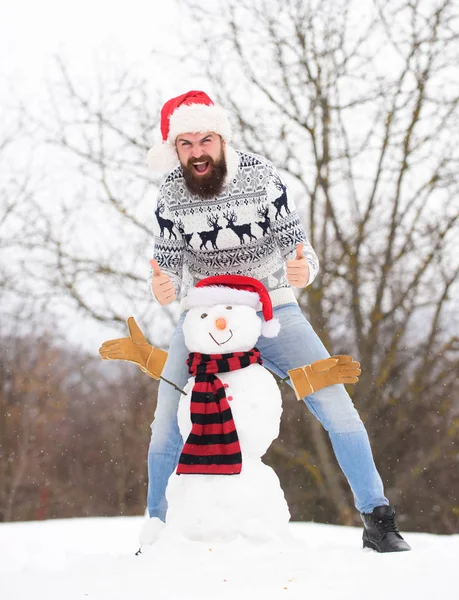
[1,516,456,600]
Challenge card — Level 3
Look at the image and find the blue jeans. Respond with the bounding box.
[147,303,388,520]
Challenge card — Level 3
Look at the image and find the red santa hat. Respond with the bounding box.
[147,90,233,173]
[185,275,281,338]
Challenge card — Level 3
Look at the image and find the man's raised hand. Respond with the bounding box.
[150,258,177,305]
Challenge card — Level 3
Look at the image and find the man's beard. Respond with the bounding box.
[181,151,227,199]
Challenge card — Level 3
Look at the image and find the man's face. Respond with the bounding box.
[176,132,227,199]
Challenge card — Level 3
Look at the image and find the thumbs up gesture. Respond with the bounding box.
[150,258,177,306]
[286,243,310,287]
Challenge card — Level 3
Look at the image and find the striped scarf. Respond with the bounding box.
[176,348,263,475]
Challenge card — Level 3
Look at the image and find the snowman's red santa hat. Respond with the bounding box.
[186,275,281,338]
[147,90,233,172]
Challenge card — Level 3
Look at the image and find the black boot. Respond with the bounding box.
[361,505,411,553]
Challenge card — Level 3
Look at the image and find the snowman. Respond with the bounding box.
[162,275,291,544]
[99,275,361,547]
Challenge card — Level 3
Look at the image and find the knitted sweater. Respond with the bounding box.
[151,150,319,309]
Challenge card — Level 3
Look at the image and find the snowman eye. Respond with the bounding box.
[226,306,233,310]
[201,313,208,319]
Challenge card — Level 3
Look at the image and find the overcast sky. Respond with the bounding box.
[0,0,209,103]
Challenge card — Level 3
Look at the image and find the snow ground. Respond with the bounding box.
[0,516,457,600]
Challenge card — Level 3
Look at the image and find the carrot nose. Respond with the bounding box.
[215,317,227,330]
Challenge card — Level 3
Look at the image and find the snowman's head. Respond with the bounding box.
[184,277,281,353]
[183,303,262,354]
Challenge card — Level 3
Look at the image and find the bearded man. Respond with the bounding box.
[144,90,410,553]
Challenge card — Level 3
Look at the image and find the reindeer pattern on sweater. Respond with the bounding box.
[152,151,319,301]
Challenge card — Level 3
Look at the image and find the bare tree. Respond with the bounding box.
[0,63,173,524]
[177,0,459,530]
[0,329,157,522]
[0,99,49,331]
[0,334,68,521]
[27,59,177,346]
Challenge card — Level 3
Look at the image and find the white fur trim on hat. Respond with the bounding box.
[168,103,232,144]
[185,286,259,310]
[185,284,281,338]
[147,142,179,172]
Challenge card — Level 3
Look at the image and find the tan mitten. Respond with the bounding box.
[99,317,168,380]
[288,355,361,401]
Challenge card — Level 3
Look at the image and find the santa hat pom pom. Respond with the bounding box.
[261,317,281,338]
[147,141,180,172]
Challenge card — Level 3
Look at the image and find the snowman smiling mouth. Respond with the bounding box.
[209,331,233,346]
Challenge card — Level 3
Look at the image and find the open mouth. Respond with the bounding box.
[192,161,210,175]
[209,330,233,346]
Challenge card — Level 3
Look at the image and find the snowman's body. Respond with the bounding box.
[166,363,290,542]
[144,298,291,545]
